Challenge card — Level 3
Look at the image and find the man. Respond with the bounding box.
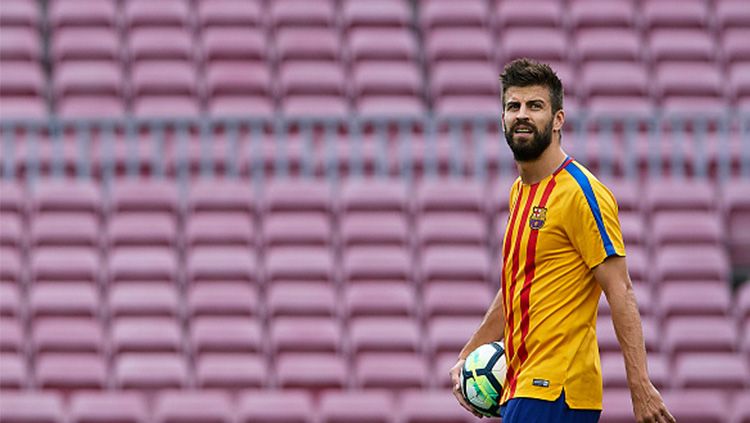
[450,59,675,423]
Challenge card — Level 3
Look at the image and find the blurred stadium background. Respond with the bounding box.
[0,0,749,421]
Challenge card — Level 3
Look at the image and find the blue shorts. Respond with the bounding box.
[500,390,601,423]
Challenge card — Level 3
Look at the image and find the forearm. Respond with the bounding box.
[458,288,505,359]
[606,283,650,388]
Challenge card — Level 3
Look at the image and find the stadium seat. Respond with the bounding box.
[35,353,107,391]
[319,390,395,423]
[645,180,715,213]
[663,316,736,359]
[650,211,723,248]
[114,353,189,390]
[108,212,176,248]
[657,282,731,319]
[0,353,26,389]
[654,62,724,114]
[236,390,314,423]
[186,213,255,248]
[201,28,267,63]
[0,0,40,28]
[108,247,177,284]
[600,389,634,423]
[568,0,636,30]
[0,391,65,423]
[186,246,258,285]
[729,62,750,105]
[420,246,490,285]
[425,29,493,63]
[575,30,640,64]
[196,353,267,390]
[493,0,563,29]
[196,0,262,29]
[340,213,409,248]
[69,391,149,423]
[109,283,179,318]
[352,62,421,99]
[349,316,420,355]
[423,282,492,319]
[264,213,331,248]
[0,284,20,319]
[426,316,483,357]
[205,63,271,106]
[617,212,644,247]
[642,0,708,30]
[32,180,100,215]
[30,213,98,248]
[270,317,341,354]
[31,317,103,355]
[0,96,47,119]
[29,283,99,320]
[601,352,668,389]
[343,246,411,283]
[0,182,25,215]
[111,317,183,356]
[267,282,336,318]
[355,352,428,390]
[131,60,197,98]
[648,30,716,64]
[580,62,648,100]
[347,28,417,63]
[0,248,21,285]
[270,0,335,29]
[420,0,486,30]
[51,28,119,63]
[398,389,478,423]
[342,0,410,30]
[187,282,259,317]
[128,28,193,63]
[276,28,340,63]
[153,390,234,423]
[674,352,749,390]
[344,282,416,318]
[47,0,116,29]
[0,213,21,250]
[123,0,190,29]
[263,180,332,214]
[0,317,23,354]
[661,389,729,423]
[339,179,409,214]
[275,353,347,390]
[416,179,484,215]
[654,246,729,284]
[187,180,256,216]
[110,180,179,215]
[0,27,40,62]
[417,213,486,248]
[431,62,498,102]
[31,247,99,284]
[265,246,334,283]
[715,0,750,31]
[731,391,750,423]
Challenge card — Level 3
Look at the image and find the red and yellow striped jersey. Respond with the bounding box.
[499,157,625,410]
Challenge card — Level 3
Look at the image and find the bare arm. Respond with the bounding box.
[594,255,675,423]
[450,287,506,417]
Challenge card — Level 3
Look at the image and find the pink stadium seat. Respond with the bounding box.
[269,0,335,29]
[580,62,648,99]
[645,180,715,213]
[109,247,177,284]
[51,28,119,63]
[123,0,190,29]
[654,62,723,111]
[30,213,98,247]
[654,246,729,284]
[724,29,750,65]
[128,28,193,63]
[425,29,493,63]
[420,0,486,30]
[131,61,197,98]
[617,212,644,247]
[133,95,200,118]
[420,246,490,285]
[187,282,259,317]
[33,180,100,215]
[398,389,477,423]
[664,317,736,358]
[69,391,149,423]
[0,391,64,423]
[358,95,426,119]
[267,282,336,318]
[0,97,47,119]
[0,317,23,354]
[276,28,340,63]
[0,63,45,98]
[275,353,347,390]
[598,316,659,354]
[417,213,486,248]
[264,213,331,248]
[319,390,395,423]
[649,30,715,63]
[344,282,415,318]
[423,282,492,318]
[342,246,411,283]
[187,181,256,216]
[732,391,750,423]
[416,179,484,215]
[153,390,234,423]
[601,352,668,389]
[282,95,349,119]
[197,0,262,29]
[186,214,255,248]
[0,247,21,285]
[650,211,723,247]
[265,246,333,283]
[0,284,20,318]
[575,30,640,63]
[342,0,410,30]
[279,62,345,98]
[264,180,332,214]
[715,0,750,31]
[196,353,266,390]
[661,390,729,423]
[35,353,107,391]
[110,180,179,215]
[0,0,39,28]
[112,317,182,356]
[600,389,635,423]
[48,0,116,29]
[109,283,179,318]
[431,62,497,103]
[347,28,417,63]
[0,182,25,215]
[186,246,257,285]
[340,214,408,248]
[114,353,188,390]
[352,62,421,98]
[730,63,750,104]
[355,353,428,390]
[29,283,98,320]
[493,0,563,29]
[236,390,314,423]
[31,247,99,284]
[0,353,27,389]
[271,317,341,355]
[675,352,749,390]
[340,180,408,214]
[642,0,708,30]
[349,316,420,355]
[201,28,266,63]
[190,316,262,356]
[32,317,103,355]
[0,27,40,62]
[569,0,636,30]
[108,213,175,248]
[205,63,270,104]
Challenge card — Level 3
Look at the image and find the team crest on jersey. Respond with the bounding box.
[529,206,547,230]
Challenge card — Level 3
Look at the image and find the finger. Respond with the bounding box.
[452,383,484,418]
[661,407,676,423]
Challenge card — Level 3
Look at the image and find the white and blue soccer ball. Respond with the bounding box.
[460,341,507,417]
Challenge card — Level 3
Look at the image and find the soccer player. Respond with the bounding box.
[450,59,675,423]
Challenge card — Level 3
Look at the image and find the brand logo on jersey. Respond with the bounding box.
[529,206,547,230]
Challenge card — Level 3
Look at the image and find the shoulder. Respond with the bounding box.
[557,160,618,209]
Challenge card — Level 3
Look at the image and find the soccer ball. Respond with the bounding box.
[459,341,507,417]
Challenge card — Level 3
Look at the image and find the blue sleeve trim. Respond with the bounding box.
[564,162,616,257]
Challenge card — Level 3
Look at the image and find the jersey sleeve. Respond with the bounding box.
[565,176,626,269]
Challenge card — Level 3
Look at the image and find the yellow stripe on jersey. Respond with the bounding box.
[499,159,625,410]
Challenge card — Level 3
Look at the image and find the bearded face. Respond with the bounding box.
[501,85,559,162]
[504,118,553,162]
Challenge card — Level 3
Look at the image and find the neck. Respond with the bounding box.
[516,141,567,185]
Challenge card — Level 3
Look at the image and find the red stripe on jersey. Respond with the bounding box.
[504,183,538,392]
[501,181,524,323]
[508,177,557,397]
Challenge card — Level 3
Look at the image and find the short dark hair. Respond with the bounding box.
[500,58,564,113]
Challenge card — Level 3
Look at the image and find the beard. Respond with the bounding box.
[504,120,553,162]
